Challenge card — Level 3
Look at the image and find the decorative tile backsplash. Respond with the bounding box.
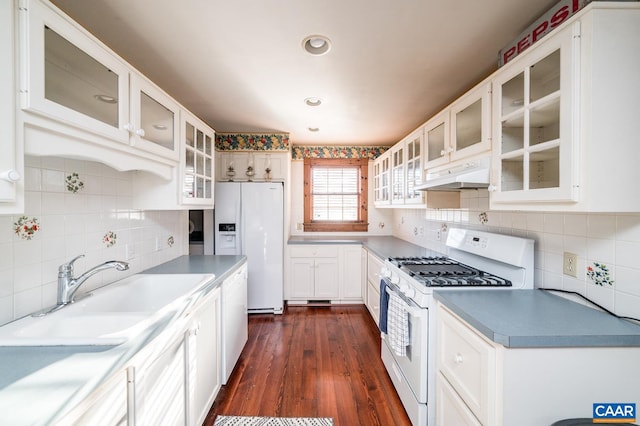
[389,190,640,319]
[0,156,187,326]
[215,133,290,151]
[291,145,388,160]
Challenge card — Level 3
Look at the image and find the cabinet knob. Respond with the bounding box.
[487,185,497,192]
[454,353,464,364]
[440,149,446,156]
[0,169,20,182]
[123,123,134,132]
[136,128,146,137]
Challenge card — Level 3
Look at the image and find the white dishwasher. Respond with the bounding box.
[221,262,248,383]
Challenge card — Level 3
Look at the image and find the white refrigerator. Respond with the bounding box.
[214,182,284,313]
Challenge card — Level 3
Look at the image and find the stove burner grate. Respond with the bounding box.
[392,256,512,287]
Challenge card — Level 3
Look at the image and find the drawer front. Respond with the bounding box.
[289,245,337,258]
[367,251,384,285]
[437,304,496,425]
[436,372,482,426]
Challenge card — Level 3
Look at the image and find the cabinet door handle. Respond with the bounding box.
[454,353,464,364]
[0,170,20,182]
[123,123,134,132]
[136,128,146,137]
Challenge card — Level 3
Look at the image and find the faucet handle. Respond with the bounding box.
[59,254,85,274]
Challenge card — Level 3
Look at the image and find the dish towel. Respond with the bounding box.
[387,291,410,357]
[379,279,390,333]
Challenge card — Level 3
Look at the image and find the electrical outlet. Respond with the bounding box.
[563,252,578,277]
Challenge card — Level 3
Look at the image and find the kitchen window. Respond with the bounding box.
[303,158,368,232]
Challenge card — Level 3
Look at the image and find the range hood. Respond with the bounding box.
[416,157,490,191]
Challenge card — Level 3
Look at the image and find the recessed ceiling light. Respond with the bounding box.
[304,97,322,107]
[302,35,331,55]
[94,94,117,104]
[308,127,320,132]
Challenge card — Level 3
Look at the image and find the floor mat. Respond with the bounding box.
[214,416,334,426]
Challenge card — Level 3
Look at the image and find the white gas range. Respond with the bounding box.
[379,228,534,425]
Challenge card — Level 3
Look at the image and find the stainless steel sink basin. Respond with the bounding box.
[0,273,215,346]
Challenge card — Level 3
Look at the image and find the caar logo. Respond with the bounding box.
[593,403,636,423]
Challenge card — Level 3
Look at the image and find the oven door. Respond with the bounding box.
[381,278,429,404]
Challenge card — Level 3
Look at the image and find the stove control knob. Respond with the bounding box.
[404,287,416,298]
[399,283,409,292]
[381,267,390,278]
[390,275,400,285]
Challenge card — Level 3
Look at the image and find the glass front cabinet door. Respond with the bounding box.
[129,75,180,161]
[391,144,405,205]
[449,83,491,163]
[21,0,131,143]
[424,111,449,169]
[20,0,180,163]
[182,111,214,205]
[373,150,391,206]
[490,22,578,206]
[404,129,424,205]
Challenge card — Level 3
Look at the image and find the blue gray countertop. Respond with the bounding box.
[0,255,246,425]
[434,289,640,348]
[288,235,441,260]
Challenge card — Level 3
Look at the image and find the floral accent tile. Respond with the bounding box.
[167,236,175,247]
[103,231,117,248]
[65,172,84,193]
[14,216,40,240]
[587,262,614,286]
[291,146,388,160]
[215,134,290,151]
[479,212,488,224]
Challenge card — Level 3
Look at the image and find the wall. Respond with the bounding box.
[289,160,393,236]
[391,189,640,319]
[0,156,187,325]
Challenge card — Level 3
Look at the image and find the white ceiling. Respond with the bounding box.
[50,0,557,146]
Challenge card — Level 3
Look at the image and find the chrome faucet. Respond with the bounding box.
[57,254,129,305]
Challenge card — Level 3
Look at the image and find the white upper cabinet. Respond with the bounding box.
[424,82,491,170]
[216,151,288,182]
[180,110,214,205]
[390,129,424,206]
[490,3,640,211]
[404,129,424,205]
[490,23,575,205]
[373,150,391,207]
[21,0,131,144]
[390,143,405,205]
[0,0,23,214]
[132,108,215,210]
[18,0,179,179]
[129,74,180,161]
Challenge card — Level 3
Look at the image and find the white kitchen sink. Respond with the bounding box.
[0,273,215,346]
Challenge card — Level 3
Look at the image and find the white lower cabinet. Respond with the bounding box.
[60,369,128,425]
[341,245,364,300]
[133,332,187,426]
[365,250,384,323]
[60,284,222,426]
[188,287,222,426]
[221,263,248,384]
[436,302,640,426]
[287,244,363,303]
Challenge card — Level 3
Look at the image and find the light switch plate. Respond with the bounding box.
[563,252,578,277]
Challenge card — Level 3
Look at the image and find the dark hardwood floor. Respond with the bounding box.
[204,305,411,426]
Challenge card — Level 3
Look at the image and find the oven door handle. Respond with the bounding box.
[384,286,425,318]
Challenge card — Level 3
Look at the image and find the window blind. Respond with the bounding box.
[311,167,359,221]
